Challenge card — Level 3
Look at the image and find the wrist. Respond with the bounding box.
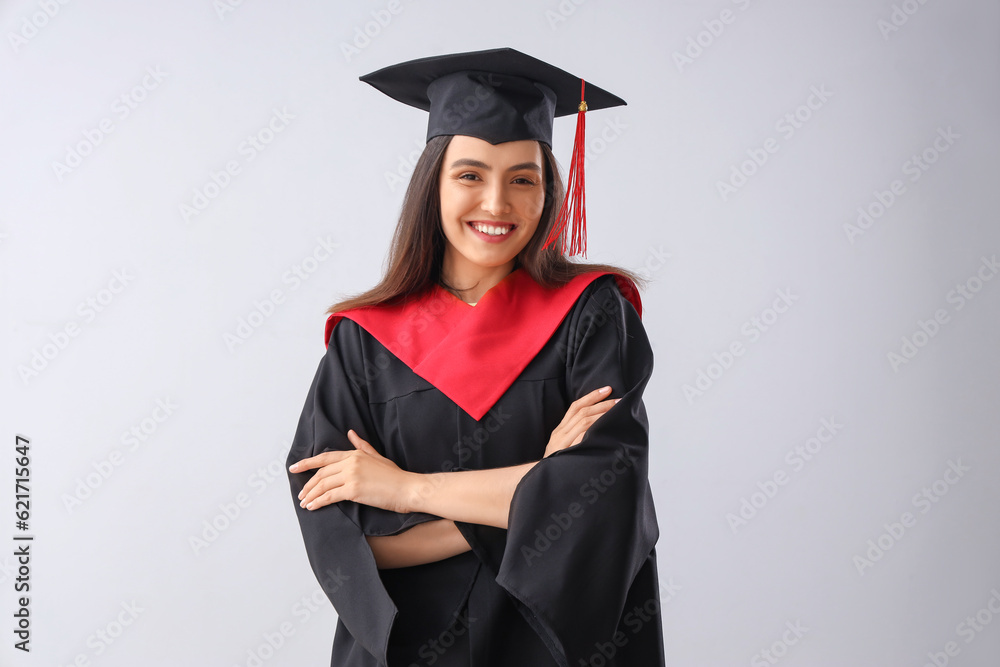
[402,471,437,514]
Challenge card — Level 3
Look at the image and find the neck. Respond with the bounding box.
[440,256,517,304]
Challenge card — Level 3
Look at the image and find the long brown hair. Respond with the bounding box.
[326,134,646,314]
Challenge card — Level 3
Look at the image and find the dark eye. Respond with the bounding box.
[458,172,481,181]
[513,176,537,186]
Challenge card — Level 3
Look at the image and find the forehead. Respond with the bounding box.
[443,135,542,165]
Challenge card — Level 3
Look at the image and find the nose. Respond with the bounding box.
[481,181,511,217]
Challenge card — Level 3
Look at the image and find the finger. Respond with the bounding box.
[560,393,606,427]
[577,399,618,417]
[348,429,364,450]
[298,452,358,499]
[289,450,345,472]
[565,404,613,432]
[305,488,342,510]
[567,411,610,442]
[301,473,344,507]
[569,385,613,409]
[298,462,340,500]
[347,429,379,457]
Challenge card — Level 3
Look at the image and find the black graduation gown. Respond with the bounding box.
[286,270,664,667]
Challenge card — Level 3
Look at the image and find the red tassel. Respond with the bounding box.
[543,79,588,257]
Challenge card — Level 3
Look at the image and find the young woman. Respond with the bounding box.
[286,48,665,667]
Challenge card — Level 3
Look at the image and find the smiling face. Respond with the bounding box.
[438,135,546,283]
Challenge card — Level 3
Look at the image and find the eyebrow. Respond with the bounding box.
[448,158,542,173]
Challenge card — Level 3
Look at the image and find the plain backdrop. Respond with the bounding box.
[2,1,998,665]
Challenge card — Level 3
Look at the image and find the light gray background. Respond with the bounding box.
[2,1,998,665]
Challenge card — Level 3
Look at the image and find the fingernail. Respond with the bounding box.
[297,491,303,499]
[614,398,621,404]
[289,463,298,471]
[599,386,611,393]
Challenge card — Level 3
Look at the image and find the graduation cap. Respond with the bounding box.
[359,47,627,258]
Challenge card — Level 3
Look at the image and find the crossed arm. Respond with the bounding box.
[288,386,617,569]
[362,461,538,569]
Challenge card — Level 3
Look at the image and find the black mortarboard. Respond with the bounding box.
[359,47,628,257]
[359,47,625,147]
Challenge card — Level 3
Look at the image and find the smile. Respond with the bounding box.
[467,221,516,237]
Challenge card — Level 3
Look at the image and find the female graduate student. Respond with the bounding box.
[286,48,665,667]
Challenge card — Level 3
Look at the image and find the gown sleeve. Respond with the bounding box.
[285,317,443,667]
[455,275,660,667]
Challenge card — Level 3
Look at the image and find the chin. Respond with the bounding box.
[469,254,517,269]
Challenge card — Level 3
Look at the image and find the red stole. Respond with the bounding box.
[324,268,641,421]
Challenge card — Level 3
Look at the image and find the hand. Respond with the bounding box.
[290,429,416,513]
[544,386,619,458]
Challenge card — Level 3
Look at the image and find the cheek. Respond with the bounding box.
[441,187,476,220]
[520,190,546,222]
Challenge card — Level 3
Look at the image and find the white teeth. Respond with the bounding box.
[472,223,512,236]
